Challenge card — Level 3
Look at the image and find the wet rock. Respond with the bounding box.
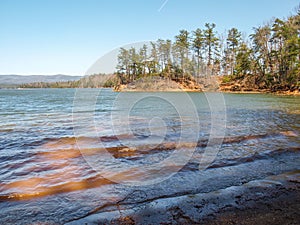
[66,171,300,225]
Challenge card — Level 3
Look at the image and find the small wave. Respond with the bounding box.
[0,131,296,202]
[0,128,14,132]
[18,130,295,152]
[211,146,300,168]
[30,132,295,160]
[0,175,113,201]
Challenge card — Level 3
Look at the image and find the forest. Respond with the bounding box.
[19,74,113,88]
[115,7,300,92]
[21,7,300,92]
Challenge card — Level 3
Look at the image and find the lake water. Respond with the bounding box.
[0,88,299,224]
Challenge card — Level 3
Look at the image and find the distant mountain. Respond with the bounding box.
[0,74,82,87]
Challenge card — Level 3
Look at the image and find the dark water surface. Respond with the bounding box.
[0,88,299,224]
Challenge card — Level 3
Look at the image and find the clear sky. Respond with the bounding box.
[0,0,299,75]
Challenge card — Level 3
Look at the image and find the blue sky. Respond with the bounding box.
[0,0,299,75]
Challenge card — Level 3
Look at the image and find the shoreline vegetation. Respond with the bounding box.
[17,75,300,96]
[19,7,300,95]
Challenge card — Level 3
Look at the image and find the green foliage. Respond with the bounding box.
[20,6,300,92]
[222,75,232,83]
[116,8,300,92]
[244,11,300,90]
[204,23,219,67]
[234,43,253,77]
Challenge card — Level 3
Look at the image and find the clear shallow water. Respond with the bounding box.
[0,88,299,224]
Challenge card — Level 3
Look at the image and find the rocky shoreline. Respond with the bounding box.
[66,171,300,225]
[114,77,202,92]
[114,76,300,96]
[221,90,300,96]
[218,76,300,96]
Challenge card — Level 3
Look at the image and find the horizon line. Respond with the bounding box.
[0,74,83,76]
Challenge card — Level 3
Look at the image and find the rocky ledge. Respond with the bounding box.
[66,170,300,225]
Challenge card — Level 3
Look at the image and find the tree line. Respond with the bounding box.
[20,7,299,91]
[116,7,300,91]
[19,74,115,88]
